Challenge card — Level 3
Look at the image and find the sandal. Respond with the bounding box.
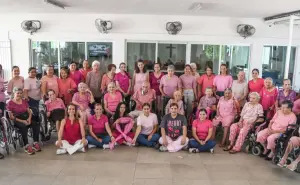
[219,143,225,148]
[229,150,239,154]
[223,145,233,151]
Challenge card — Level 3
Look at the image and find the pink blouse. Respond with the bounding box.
[45,98,66,113]
[259,87,278,111]
[134,73,148,93]
[159,75,181,97]
[7,77,24,94]
[179,74,196,89]
[57,78,77,105]
[69,70,83,87]
[114,72,131,94]
[104,91,123,112]
[72,92,91,110]
[213,75,233,92]
[41,75,59,96]
[270,110,297,131]
[101,73,114,92]
[149,72,164,95]
[217,97,236,117]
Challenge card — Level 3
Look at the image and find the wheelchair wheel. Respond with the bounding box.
[39,110,50,141]
[272,155,280,164]
[251,145,262,156]
[286,157,294,165]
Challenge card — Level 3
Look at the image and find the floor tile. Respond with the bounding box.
[93,177,133,185]
[134,178,172,185]
[52,175,95,185]
[96,162,136,178]
[135,163,172,179]
[211,180,251,185]
[205,164,251,180]
[10,174,56,185]
[171,163,209,180]
[172,179,211,185]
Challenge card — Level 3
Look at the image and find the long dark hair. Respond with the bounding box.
[135,60,146,73]
[113,102,129,122]
[66,103,79,120]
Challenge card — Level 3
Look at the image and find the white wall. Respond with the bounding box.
[0,13,300,86]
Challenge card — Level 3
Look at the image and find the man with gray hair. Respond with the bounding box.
[232,71,248,107]
[86,60,102,103]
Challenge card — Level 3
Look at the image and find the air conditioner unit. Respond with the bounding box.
[264,10,300,26]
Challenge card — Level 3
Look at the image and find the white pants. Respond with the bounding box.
[159,136,189,152]
[183,89,194,118]
[56,139,86,155]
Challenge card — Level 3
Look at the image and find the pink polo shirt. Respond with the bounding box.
[69,70,83,87]
[270,110,297,131]
[293,99,300,114]
[104,91,123,112]
[114,72,131,93]
[192,119,213,140]
[45,98,65,113]
[41,75,59,96]
[197,74,215,95]
[88,114,108,134]
[159,75,181,97]
[213,75,233,92]
[132,89,156,110]
[7,77,24,94]
[180,74,196,89]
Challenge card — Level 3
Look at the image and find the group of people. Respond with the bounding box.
[0,61,299,172]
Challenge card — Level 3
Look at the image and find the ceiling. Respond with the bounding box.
[0,0,300,18]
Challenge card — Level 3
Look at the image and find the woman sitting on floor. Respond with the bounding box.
[56,103,87,155]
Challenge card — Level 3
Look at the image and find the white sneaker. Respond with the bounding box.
[102,144,110,149]
[79,147,86,153]
[88,144,96,149]
[159,146,168,152]
[210,148,214,154]
[56,149,67,155]
[189,148,199,153]
[125,142,133,147]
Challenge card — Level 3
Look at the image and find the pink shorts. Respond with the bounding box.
[213,115,235,127]
[290,136,300,148]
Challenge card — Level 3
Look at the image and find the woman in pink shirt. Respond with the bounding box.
[224,92,264,154]
[180,64,197,118]
[41,65,59,98]
[45,89,66,131]
[103,82,123,117]
[115,63,131,103]
[248,68,264,93]
[79,60,91,82]
[132,60,149,93]
[72,82,95,126]
[259,77,278,119]
[213,64,233,97]
[101,64,116,93]
[197,66,215,99]
[165,90,184,115]
[69,62,83,87]
[57,67,77,105]
[197,87,217,119]
[257,100,296,160]
[7,66,24,95]
[149,63,164,115]
[212,88,239,147]
[189,108,216,153]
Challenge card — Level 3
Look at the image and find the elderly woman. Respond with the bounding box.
[197,66,215,99]
[7,87,41,155]
[101,64,116,92]
[180,64,197,118]
[132,103,160,147]
[165,90,184,115]
[224,92,264,154]
[213,64,233,97]
[115,62,131,102]
[56,103,87,155]
[275,79,296,110]
[260,77,278,119]
[212,88,239,147]
[7,66,24,95]
[57,67,77,105]
[197,87,217,119]
[248,68,264,93]
[189,108,216,153]
[86,60,102,103]
[232,71,248,107]
[149,63,164,115]
[41,65,59,98]
[159,65,182,113]
[79,60,91,82]
[190,63,200,80]
[72,82,95,125]
[69,61,83,87]
[132,60,149,93]
[103,82,123,117]
[257,100,297,160]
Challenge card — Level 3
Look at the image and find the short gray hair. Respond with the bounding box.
[92,60,100,67]
[190,63,197,69]
[167,65,175,71]
[11,87,23,99]
[78,82,88,90]
[248,92,260,101]
[265,77,273,85]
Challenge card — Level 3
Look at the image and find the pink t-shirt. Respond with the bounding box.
[24,77,41,100]
[132,89,156,110]
[45,98,65,113]
[270,110,297,131]
[293,99,300,114]
[160,75,181,97]
[69,70,83,87]
[72,92,91,110]
[7,77,24,94]
[41,75,59,96]
[79,68,91,82]
[180,74,196,89]
[213,75,233,92]
[192,119,213,140]
[114,72,131,93]
[7,99,28,114]
[218,97,236,117]
[259,87,278,110]
[149,72,164,95]
[101,74,114,92]
[197,74,215,95]
[134,73,148,92]
[88,114,108,134]
[248,78,264,93]
[104,91,123,112]
[0,77,6,102]
[137,113,158,135]
[57,78,77,105]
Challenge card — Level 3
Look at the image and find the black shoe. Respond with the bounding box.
[154,143,160,150]
[265,156,272,161]
[0,153,4,159]
[260,149,270,158]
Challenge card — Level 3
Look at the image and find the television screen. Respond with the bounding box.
[88,44,111,57]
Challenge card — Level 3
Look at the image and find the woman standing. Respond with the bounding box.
[57,67,77,105]
[132,60,149,93]
[103,82,123,117]
[86,60,102,103]
[275,79,296,110]
[69,62,83,87]
[149,63,164,115]
[180,64,197,118]
[55,103,87,155]
[213,64,233,97]
[197,66,215,99]
[248,68,264,93]
[41,65,59,98]
[132,103,160,147]
[79,60,91,82]
[101,64,116,92]
[115,63,131,103]
[260,77,278,119]
[232,71,248,107]
[189,109,216,153]
[190,63,200,80]
[7,66,24,95]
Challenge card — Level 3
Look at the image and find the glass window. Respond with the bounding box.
[31,41,59,76]
[87,42,112,74]
[190,44,220,75]
[60,42,85,68]
[262,46,296,87]
[158,43,186,73]
[126,43,156,75]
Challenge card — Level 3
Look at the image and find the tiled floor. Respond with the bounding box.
[0,143,299,185]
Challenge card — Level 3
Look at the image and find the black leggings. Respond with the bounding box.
[14,120,40,145]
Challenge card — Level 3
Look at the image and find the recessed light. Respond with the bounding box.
[188,3,203,12]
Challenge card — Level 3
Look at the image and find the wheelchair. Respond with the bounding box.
[0,116,10,155]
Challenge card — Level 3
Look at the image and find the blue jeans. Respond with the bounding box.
[189,139,216,152]
[136,133,160,147]
[86,134,111,148]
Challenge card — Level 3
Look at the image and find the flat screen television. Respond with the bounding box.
[88,44,111,57]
